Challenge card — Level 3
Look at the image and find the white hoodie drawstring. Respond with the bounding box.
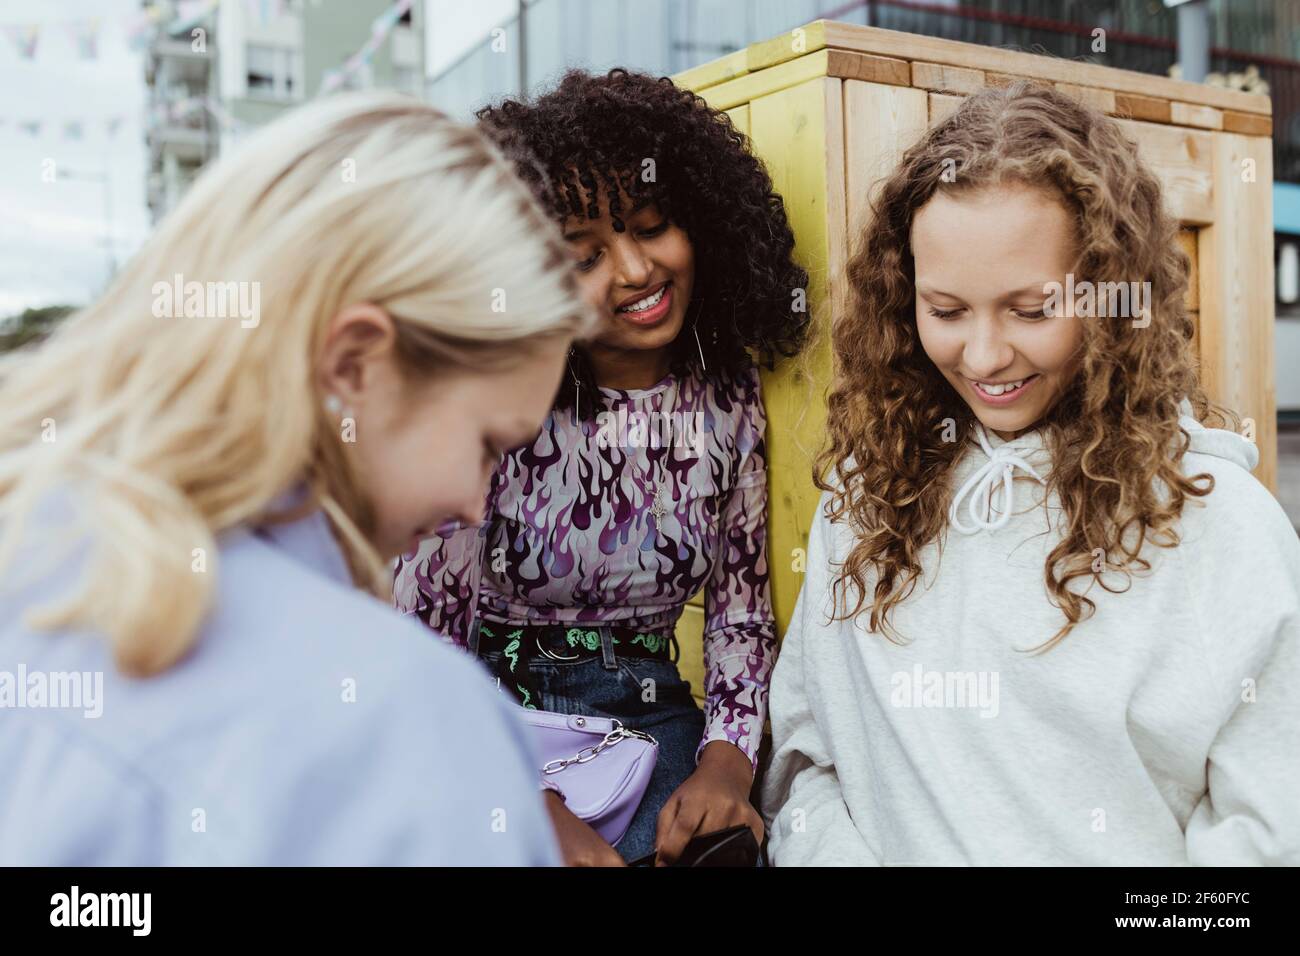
[948,424,1047,534]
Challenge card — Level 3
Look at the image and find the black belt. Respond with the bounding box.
[473,621,678,710]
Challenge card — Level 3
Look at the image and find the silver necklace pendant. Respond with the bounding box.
[643,378,677,532]
[647,476,670,530]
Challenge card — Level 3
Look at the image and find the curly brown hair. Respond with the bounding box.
[476,68,809,418]
[817,81,1234,650]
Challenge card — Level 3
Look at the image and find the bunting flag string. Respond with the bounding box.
[320,0,414,94]
[6,115,132,142]
[0,0,416,140]
[0,2,226,62]
[0,0,415,88]
[3,23,40,60]
[65,17,101,60]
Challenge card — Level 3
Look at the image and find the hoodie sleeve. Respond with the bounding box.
[1181,459,1300,865]
[760,491,880,866]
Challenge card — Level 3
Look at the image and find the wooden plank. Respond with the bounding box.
[1055,82,1116,114]
[672,603,707,706]
[676,73,741,692]
[825,78,848,296]
[1170,101,1224,130]
[1222,110,1273,136]
[825,49,910,87]
[811,19,1271,115]
[748,77,843,637]
[911,61,985,94]
[843,80,929,237]
[1114,92,1172,124]
[748,20,828,72]
[725,103,750,136]
[695,49,831,112]
[928,92,963,125]
[1114,119,1215,226]
[673,48,749,93]
[1196,133,1277,490]
[1177,228,1199,312]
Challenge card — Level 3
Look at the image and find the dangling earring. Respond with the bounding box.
[567,352,581,427]
[692,319,707,374]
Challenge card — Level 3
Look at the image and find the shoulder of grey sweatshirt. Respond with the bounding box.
[760,412,1300,866]
[0,493,560,866]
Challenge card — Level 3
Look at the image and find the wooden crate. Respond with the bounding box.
[672,19,1277,689]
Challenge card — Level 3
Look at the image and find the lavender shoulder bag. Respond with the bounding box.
[521,710,658,846]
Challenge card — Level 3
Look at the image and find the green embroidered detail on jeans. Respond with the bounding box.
[566,628,601,651]
[632,633,667,654]
[503,630,524,673]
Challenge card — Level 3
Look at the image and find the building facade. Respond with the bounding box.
[145,0,425,223]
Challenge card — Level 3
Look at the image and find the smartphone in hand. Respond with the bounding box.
[626,824,761,867]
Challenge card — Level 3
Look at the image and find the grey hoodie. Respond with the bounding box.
[761,412,1300,865]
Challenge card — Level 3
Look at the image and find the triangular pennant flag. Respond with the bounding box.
[18,120,42,137]
[4,24,40,60]
[124,6,165,51]
[66,17,100,60]
[63,121,84,141]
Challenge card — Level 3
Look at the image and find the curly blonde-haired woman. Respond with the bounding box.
[0,92,595,865]
[761,82,1300,865]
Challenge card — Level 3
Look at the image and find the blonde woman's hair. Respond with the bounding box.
[0,91,595,677]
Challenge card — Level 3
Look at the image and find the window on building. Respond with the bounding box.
[1279,237,1299,307]
[246,44,300,100]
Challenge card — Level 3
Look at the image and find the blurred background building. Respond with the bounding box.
[144,0,424,221]
[2,0,1297,519]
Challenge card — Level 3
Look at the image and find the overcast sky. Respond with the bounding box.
[0,0,152,316]
[0,0,512,317]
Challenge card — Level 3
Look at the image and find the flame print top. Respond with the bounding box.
[393,364,776,768]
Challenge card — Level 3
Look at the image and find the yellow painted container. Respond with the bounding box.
[672,19,1277,701]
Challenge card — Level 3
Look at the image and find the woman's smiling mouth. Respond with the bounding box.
[965,373,1040,405]
[614,281,672,326]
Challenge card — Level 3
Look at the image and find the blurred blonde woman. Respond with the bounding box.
[0,92,594,865]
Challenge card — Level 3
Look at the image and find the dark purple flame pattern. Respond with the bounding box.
[394,366,776,765]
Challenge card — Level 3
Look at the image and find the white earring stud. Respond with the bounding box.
[324,394,343,416]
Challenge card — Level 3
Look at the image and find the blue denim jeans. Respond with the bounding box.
[474,624,705,862]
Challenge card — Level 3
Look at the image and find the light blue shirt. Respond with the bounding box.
[0,500,560,865]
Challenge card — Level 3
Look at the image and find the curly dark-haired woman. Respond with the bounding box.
[394,68,808,865]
